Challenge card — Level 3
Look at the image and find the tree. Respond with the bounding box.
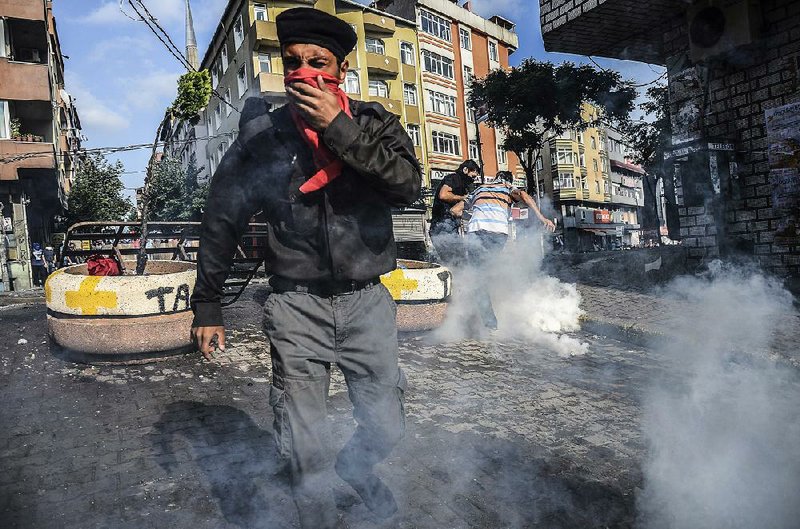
[146,154,209,221]
[468,59,637,194]
[623,83,680,240]
[66,153,133,226]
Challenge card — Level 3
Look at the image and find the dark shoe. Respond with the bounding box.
[335,461,398,519]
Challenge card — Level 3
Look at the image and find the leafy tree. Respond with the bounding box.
[468,59,637,193]
[66,153,133,226]
[146,154,209,221]
[623,83,680,240]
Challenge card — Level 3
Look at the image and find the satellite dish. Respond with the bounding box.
[690,6,727,49]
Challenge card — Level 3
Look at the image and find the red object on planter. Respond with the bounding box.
[87,255,121,276]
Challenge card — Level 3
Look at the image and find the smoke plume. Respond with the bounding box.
[636,261,800,529]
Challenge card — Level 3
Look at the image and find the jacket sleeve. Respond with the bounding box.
[190,140,260,327]
[321,108,422,206]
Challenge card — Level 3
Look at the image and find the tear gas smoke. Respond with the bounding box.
[637,261,800,529]
[431,222,587,357]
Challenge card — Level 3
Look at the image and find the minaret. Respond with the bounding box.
[185,0,199,70]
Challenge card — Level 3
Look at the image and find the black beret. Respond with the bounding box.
[276,8,357,62]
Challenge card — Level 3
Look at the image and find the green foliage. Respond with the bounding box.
[66,153,133,226]
[468,59,637,190]
[9,118,21,138]
[172,70,212,122]
[146,154,208,221]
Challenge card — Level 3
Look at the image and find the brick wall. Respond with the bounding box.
[662,0,800,278]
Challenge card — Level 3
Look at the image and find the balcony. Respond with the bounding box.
[366,52,399,77]
[363,12,396,35]
[0,140,56,181]
[2,0,46,21]
[258,72,285,96]
[0,58,50,101]
[405,105,421,123]
[370,96,403,116]
[252,20,279,48]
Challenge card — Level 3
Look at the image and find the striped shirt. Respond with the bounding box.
[466,179,516,235]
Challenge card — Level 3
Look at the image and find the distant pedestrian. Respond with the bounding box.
[464,171,555,330]
[43,245,56,274]
[429,159,480,267]
[30,243,47,286]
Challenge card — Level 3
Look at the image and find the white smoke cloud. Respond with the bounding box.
[637,262,800,529]
[431,224,587,358]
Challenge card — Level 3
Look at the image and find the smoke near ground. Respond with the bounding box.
[637,262,800,529]
[431,224,587,357]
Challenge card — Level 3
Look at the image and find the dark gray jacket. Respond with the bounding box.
[191,97,422,327]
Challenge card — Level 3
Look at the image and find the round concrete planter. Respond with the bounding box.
[45,261,196,364]
[380,259,452,332]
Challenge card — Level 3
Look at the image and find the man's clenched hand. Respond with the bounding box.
[286,75,344,131]
[191,325,226,361]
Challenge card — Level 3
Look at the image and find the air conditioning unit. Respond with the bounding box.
[687,0,761,63]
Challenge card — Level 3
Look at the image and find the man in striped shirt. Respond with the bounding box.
[464,171,555,329]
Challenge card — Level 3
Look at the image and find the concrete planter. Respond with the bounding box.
[45,261,196,364]
[380,259,452,332]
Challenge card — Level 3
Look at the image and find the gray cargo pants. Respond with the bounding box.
[262,282,406,529]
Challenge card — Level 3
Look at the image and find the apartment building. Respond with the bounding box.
[375,0,519,187]
[0,0,81,290]
[177,0,430,186]
[537,104,643,250]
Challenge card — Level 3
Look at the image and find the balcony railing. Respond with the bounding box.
[0,58,50,101]
[366,52,399,76]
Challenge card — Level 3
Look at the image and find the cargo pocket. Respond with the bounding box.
[269,384,291,459]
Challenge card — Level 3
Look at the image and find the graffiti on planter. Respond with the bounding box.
[145,283,191,313]
[765,102,800,246]
[65,276,118,316]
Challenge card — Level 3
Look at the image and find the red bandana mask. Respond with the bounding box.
[284,68,352,194]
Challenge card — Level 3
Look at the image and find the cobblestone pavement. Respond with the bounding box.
[1,281,796,529]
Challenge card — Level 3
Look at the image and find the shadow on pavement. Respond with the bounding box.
[150,401,296,529]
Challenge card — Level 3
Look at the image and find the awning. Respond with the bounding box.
[610,159,646,175]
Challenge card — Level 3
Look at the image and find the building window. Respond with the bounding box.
[224,88,232,116]
[0,19,6,59]
[497,147,507,165]
[488,41,499,62]
[217,142,227,163]
[214,104,222,130]
[556,148,574,166]
[432,131,460,156]
[590,136,597,149]
[400,42,415,65]
[254,3,268,21]
[536,157,543,171]
[466,106,475,123]
[426,90,457,117]
[469,140,480,161]
[595,180,600,193]
[593,159,599,172]
[0,100,8,139]
[459,28,471,50]
[258,52,271,73]
[366,38,385,55]
[206,111,213,135]
[538,180,545,198]
[403,83,418,106]
[420,10,451,41]
[604,180,610,194]
[345,70,360,94]
[407,124,421,146]
[368,80,389,98]
[220,42,229,71]
[237,64,248,97]
[211,64,219,88]
[581,176,589,191]
[559,172,574,188]
[580,153,586,167]
[422,50,454,79]
[233,14,244,49]
[463,65,474,86]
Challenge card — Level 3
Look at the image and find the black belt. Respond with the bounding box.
[269,275,381,297]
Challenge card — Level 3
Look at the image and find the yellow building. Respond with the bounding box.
[191,0,430,186]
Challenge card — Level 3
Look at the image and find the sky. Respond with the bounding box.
[54,0,664,196]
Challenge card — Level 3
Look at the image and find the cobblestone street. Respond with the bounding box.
[0,281,795,528]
